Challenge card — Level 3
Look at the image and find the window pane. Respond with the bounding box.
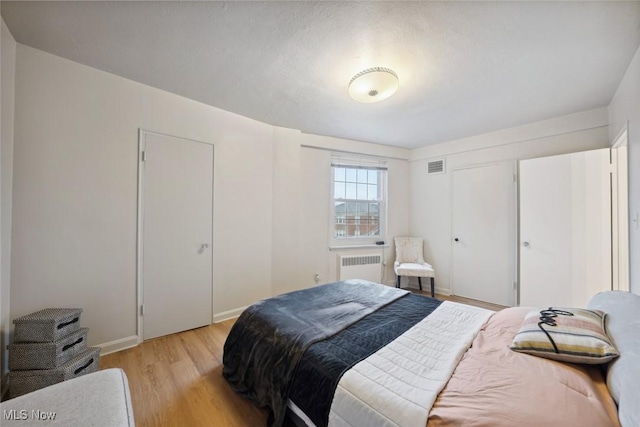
[368,184,377,200]
[369,202,379,219]
[345,202,357,217]
[346,183,357,199]
[333,165,384,239]
[368,170,378,184]
[357,169,368,183]
[334,201,345,234]
[357,184,367,199]
[346,218,356,237]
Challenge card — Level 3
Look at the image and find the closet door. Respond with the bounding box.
[451,162,517,306]
[140,131,213,340]
[519,148,611,308]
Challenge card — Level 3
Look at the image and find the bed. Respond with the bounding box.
[222,280,638,427]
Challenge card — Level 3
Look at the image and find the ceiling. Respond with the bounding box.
[2,1,640,149]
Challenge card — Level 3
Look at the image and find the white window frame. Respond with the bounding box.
[330,156,388,247]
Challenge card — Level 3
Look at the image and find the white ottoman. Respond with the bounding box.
[1,368,134,426]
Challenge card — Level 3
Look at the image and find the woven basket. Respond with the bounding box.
[9,328,89,370]
[13,308,83,343]
[9,346,100,398]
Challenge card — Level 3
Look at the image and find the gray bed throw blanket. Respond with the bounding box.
[222,280,409,427]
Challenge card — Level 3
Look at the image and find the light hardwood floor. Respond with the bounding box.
[100,292,506,427]
[100,319,268,426]
[409,289,508,311]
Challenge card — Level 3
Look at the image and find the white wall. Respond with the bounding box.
[11,45,275,348]
[271,127,304,295]
[409,108,610,296]
[10,45,411,352]
[609,44,640,295]
[1,18,16,393]
[270,128,410,294]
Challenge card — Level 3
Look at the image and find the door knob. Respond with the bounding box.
[523,241,530,247]
[198,243,209,254]
[454,238,459,242]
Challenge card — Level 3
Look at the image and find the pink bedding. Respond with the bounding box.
[428,307,620,427]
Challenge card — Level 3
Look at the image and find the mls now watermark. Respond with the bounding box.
[4,409,57,421]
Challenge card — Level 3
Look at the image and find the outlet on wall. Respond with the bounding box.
[314,273,320,283]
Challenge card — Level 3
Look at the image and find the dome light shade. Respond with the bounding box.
[348,67,399,103]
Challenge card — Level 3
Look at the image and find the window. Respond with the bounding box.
[332,157,387,243]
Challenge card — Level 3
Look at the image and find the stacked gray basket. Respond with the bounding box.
[8,308,101,398]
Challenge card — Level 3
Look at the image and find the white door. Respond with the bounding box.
[519,148,611,308]
[451,162,516,306]
[141,131,213,340]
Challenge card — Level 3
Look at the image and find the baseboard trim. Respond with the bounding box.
[97,335,139,356]
[435,286,451,296]
[1,373,8,400]
[213,306,247,323]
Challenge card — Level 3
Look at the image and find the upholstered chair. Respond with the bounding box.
[393,237,436,297]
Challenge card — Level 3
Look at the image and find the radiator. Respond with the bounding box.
[339,254,382,283]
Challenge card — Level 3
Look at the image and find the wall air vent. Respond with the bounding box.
[427,159,445,174]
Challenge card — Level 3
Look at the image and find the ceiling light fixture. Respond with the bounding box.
[348,67,399,103]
